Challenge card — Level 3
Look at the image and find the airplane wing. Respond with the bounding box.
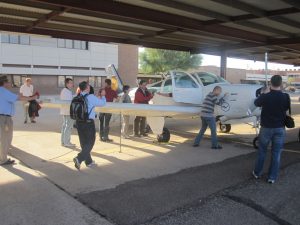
[40,99,201,118]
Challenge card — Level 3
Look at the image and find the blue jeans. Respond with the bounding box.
[254,127,285,181]
[194,117,218,147]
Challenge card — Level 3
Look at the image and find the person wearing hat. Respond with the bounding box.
[0,75,38,165]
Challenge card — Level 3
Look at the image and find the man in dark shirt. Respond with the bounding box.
[99,79,118,142]
[252,75,290,184]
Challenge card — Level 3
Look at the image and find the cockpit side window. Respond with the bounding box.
[150,81,163,88]
[174,72,198,88]
[162,79,172,93]
[193,72,227,86]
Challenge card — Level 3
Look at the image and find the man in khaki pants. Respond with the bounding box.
[0,75,37,165]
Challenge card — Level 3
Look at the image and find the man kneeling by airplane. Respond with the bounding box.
[193,86,228,149]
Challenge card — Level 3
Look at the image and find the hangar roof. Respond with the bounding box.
[1,0,300,65]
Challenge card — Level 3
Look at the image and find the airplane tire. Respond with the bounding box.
[157,128,170,143]
[219,123,231,133]
[253,136,259,149]
[145,124,152,134]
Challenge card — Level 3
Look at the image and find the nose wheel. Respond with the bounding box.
[253,136,259,149]
[145,124,152,134]
[219,123,231,133]
[157,127,170,143]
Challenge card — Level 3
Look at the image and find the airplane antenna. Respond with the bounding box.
[264,52,268,87]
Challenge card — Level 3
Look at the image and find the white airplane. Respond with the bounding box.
[41,65,263,148]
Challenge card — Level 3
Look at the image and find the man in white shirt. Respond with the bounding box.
[20,78,34,123]
[60,78,75,147]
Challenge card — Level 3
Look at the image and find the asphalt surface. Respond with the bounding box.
[77,149,300,225]
[144,162,300,225]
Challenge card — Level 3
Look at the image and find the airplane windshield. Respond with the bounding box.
[192,72,228,86]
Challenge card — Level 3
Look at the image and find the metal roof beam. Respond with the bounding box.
[0,23,195,52]
[210,0,300,31]
[281,0,300,9]
[26,7,70,31]
[143,0,231,22]
[192,37,300,54]
[28,0,267,43]
[209,0,266,16]
[144,0,295,37]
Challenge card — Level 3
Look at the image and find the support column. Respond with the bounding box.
[220,51,227,79]
[264,52,268,86]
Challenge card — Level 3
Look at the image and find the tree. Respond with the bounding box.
[139,48,202,74]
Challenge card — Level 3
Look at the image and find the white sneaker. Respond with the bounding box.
[86,161,97,167]
[63,143,76,147]
[252,171,259,179]
[267,179,275,184]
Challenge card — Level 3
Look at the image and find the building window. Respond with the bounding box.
[20,35,30,45]
[1,34,9,43]
[74,40,81,49]
[58,75,73,88]
[1,34,30,45]
[57,39,88,50]
[88,76,96,87]
[81,41,88,50]
[94,76,106,88]
[65,39,73,49]
[11,75,27,88]
[58,39,65,48]
[9,35,19,44]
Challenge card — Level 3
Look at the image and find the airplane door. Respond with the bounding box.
[106,64,124,94]
[171,71,202,105]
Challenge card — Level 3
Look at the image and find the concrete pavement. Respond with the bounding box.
[0,161,113,225]
[0,100,299,225]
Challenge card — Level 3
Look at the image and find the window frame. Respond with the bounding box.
[9,35,19,44]
[19,35,30,45]
[1,34,9,43]
[58,75,73,88]
[173,72,198,89]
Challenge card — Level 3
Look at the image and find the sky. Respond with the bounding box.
[139,48,300,71]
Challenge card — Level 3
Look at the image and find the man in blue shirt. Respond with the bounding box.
[0,75,37,165]
[73,81,106,170]
[252,75,289,184]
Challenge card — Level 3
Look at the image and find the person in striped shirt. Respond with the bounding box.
[193,86,228,149]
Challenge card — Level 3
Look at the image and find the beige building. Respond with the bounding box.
[0,33,138,95]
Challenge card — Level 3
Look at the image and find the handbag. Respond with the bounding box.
[285,95,295,128]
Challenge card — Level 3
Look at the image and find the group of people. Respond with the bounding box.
[196,75,290,184]
[59,78,153,170]
[0,74,292,183]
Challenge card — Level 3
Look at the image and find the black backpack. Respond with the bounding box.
[70,94,92,121]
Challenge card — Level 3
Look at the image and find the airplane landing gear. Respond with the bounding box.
[145,124,152,134]
[298,129,300,143]
[219,123,231,133]
[253,136,259,149]
[157,127,170,143]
